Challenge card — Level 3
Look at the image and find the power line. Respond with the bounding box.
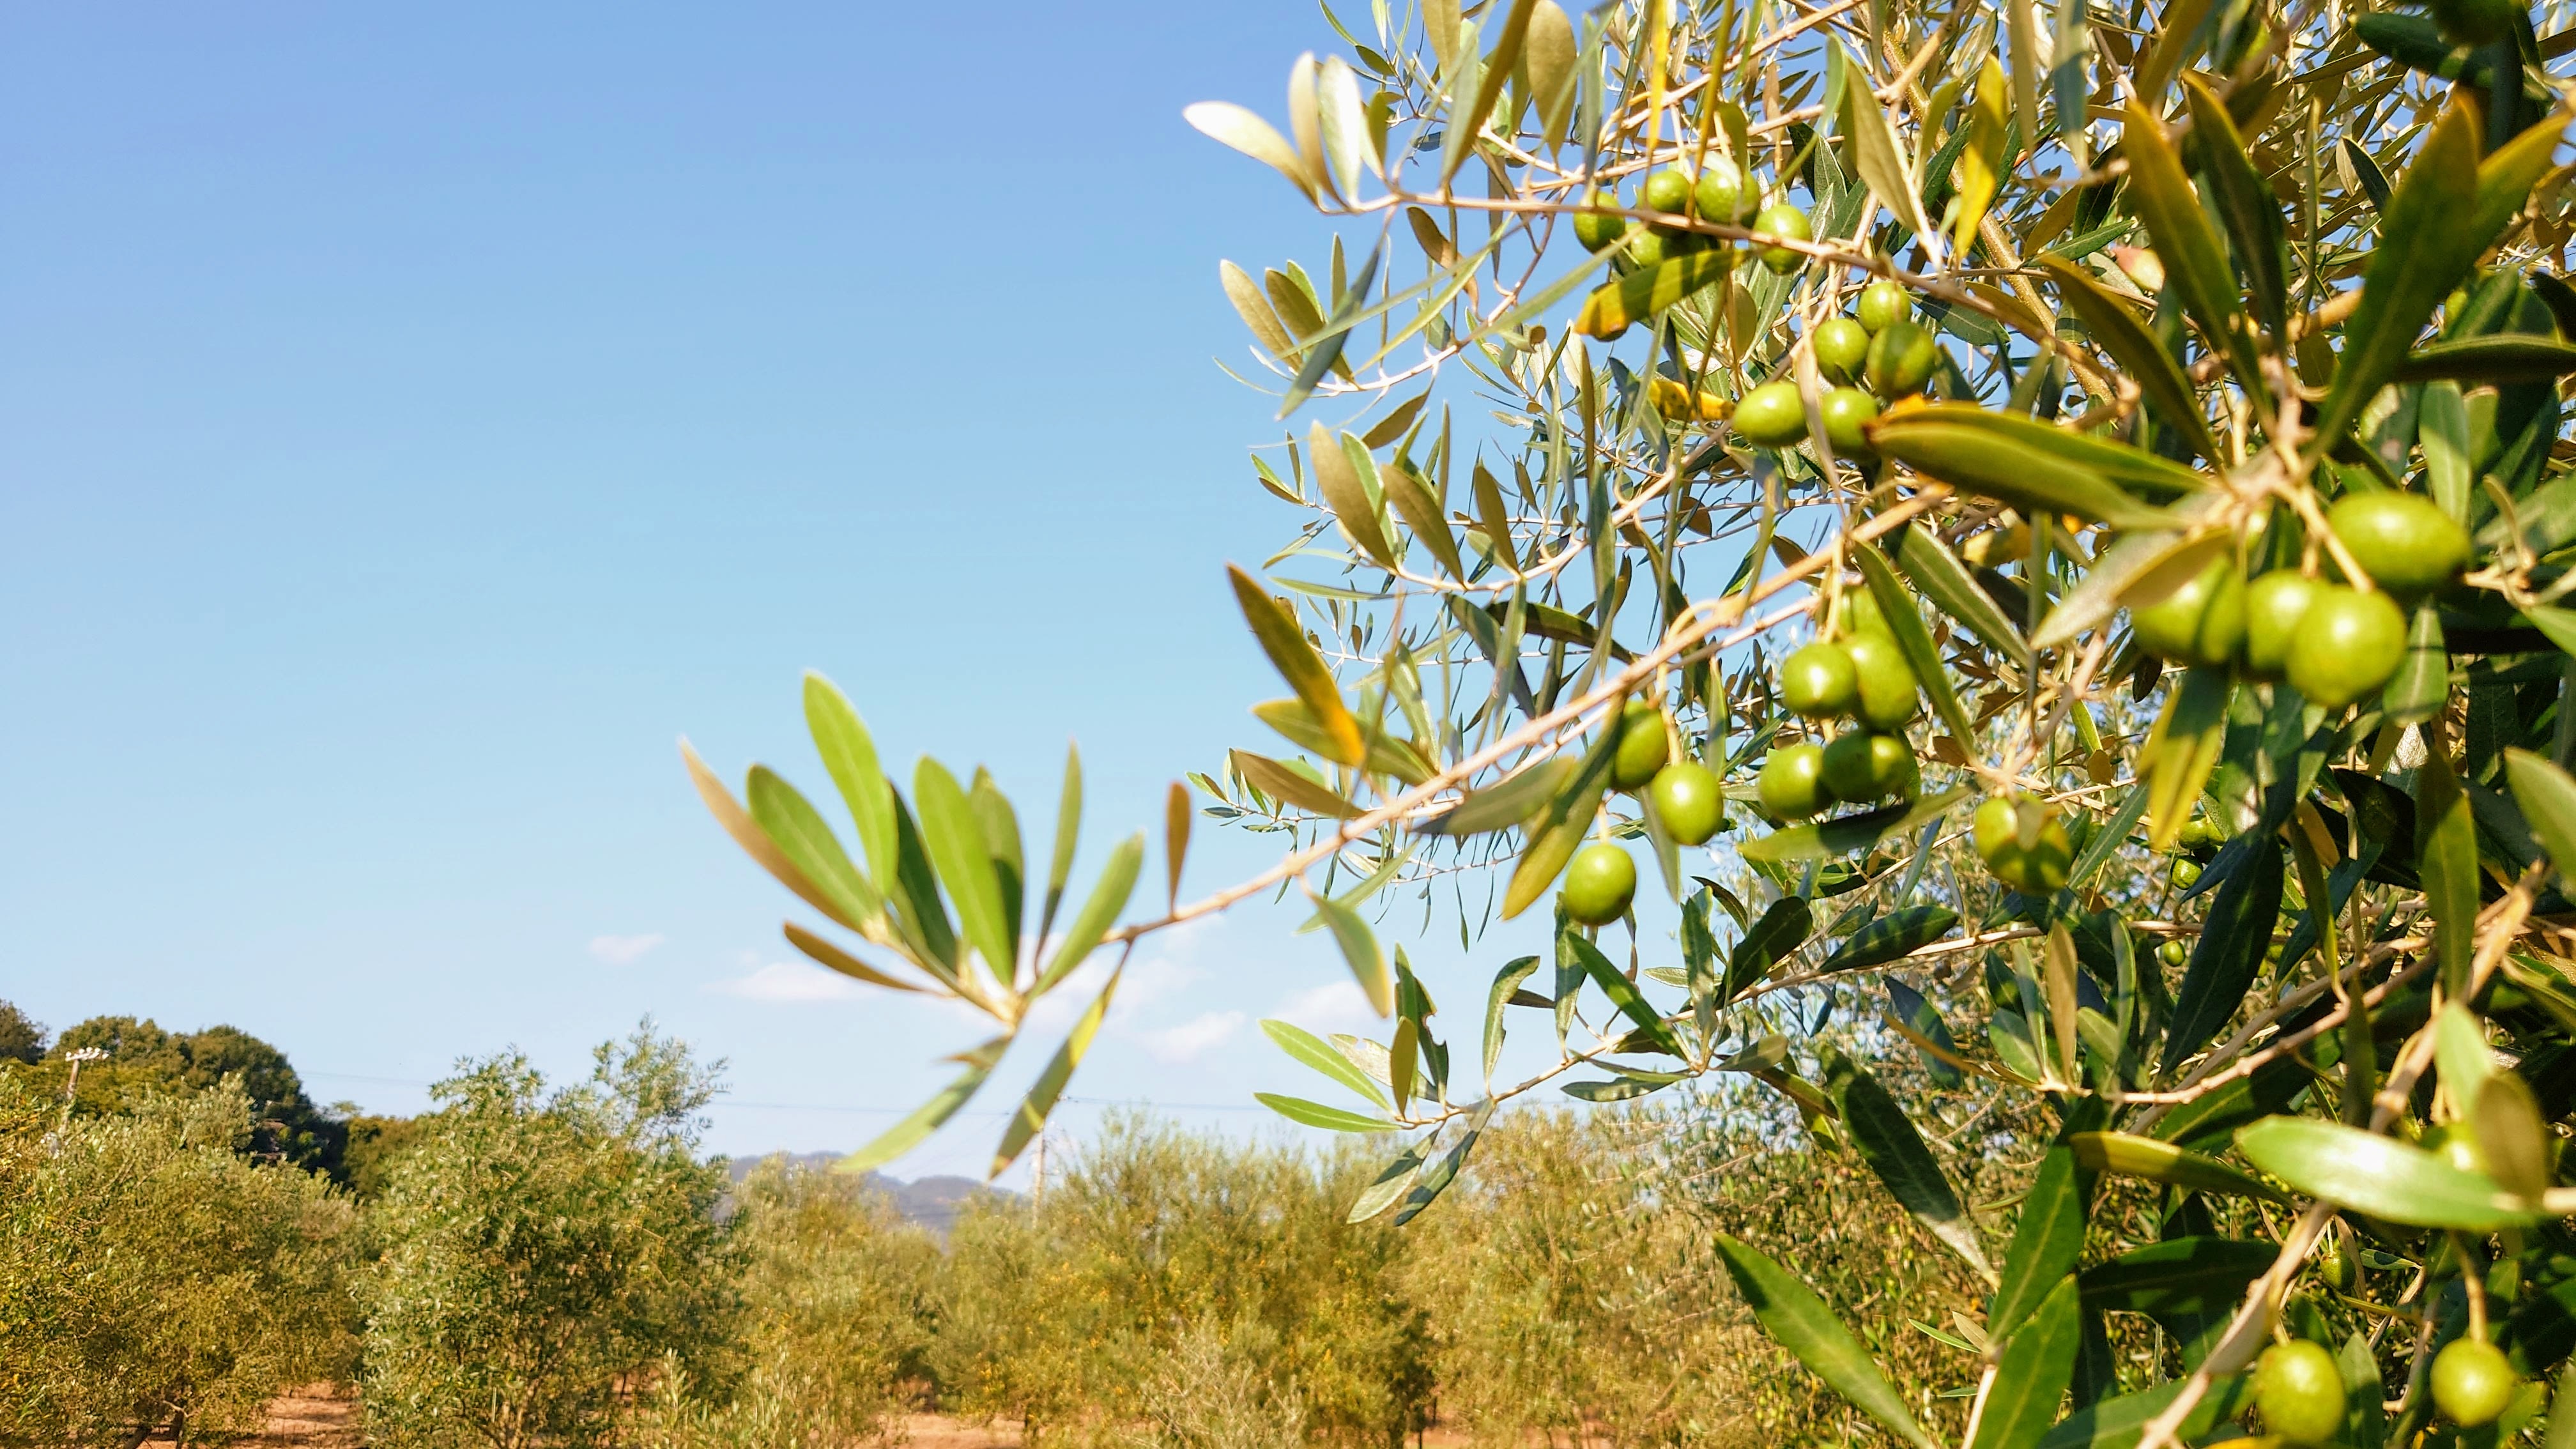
[300,1071,1274,1116]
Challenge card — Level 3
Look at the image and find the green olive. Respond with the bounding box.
[2314,1238,2358,1293]
[2241,571,2327,680]
[2128,557,2246,668]
[1573,190,1629,252]
[1820,387,1881,456]
[1813,318,1871,384]
[1778,641,1859,718]
[1561,842,1638,926]
[2430,1338,2519,1428]
[1821,729,1917,803]
[2429,0,2522,46]
[2172,859,2202,889]
[1650,762,1724,845]
[1692,158,1750,223]
[1972,795,2073,896]
[1756,744,1836,818]
[1857,280,1912,334]
[1625,226,1675,270]
[2327,491,2474,601]
[1611,700,1671,790]
[2253,1338,2348,1446]
[2179,815,2223,848]
[2157,939,2189,967]
[1842,631,1919,730]
[1841,586,1891,640]
[2285,585,2407,709]
[1641,167,1696,217]
[1753,203,1811,273]
[1864,321,1938,399]
[1735,380,1809,447]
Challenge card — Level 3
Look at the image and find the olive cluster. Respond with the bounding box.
[2128,491,2474,708]
[1572,159,1809,275]
[1559,702,1727,927]
[1753,589,1924,822]
[1735,282,1940,453]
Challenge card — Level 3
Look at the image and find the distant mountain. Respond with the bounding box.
[725,1151,1019,1237]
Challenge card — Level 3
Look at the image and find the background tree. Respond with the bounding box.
[0,1075,357,1446]
[50,1015,348,1177]
[360,1023,738,1449]
[0,1001,43,1065]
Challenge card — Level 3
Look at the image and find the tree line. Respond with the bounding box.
[0,995,1982,1447]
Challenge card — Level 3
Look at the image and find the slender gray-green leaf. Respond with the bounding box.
[1262,1017,1392,1108]
[1990,1146,2086,1339]
[1034,833,1144,994]
[1821,905,1959,973]
[839,1037,1007,1174]
[1824,1047,1993,1280]
[2235,1117,2542,1230]
[1254,1092,1398,1132]
[1482,954,1542,1083]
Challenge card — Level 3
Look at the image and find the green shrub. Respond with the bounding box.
[0,1071,356,1446]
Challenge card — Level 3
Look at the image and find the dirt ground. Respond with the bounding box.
[193,1392,1036,1448]
[208,1392,1486,1448]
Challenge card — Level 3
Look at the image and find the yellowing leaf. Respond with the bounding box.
[1950,59,2009,256]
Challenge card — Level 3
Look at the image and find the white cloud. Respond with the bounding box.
[1138,1010,1246,1063]
[709,961,863,1002]
[1271,979,1384,1038]
[588,932,666,965]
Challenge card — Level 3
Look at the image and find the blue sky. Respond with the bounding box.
[0,2,1687,1179]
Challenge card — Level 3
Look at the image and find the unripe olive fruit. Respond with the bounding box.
[1813,318,1871,384]
[2129,557,2246,668]
[1841,586,1891,640]
[1735,380,1809,447]
[2285,585,2407,709]
[1650,762,1724,845]
[1693,158,1750,223]
[1857,279,1912,334]
[2253,1338,2348,1446]
[2172,859,2202,889]
[1626,226,1676,270]
[2314,1238,2358,1293]
[1641,167,1696,217]
[1972,796,2073,895]
[1821,729,1917,803]
[1778,641,1860,718]
[2327,491,2474,601]
[1753,203,1811,272]
[1842,631,1919,730]
[2178,815,2223,848]
[1756,744,1835,818]
[2430,1338,2518,1428]
[2241,571,2326,680]
[1561,843,1637,926]
[1611,700,1671,790]
[1864,321,1938,399]
[2157,939,2189,967]
[1820,387,1881,456]
[1572,190,1629,252]
[2430,0,2522,47]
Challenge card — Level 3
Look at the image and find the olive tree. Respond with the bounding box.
[360,1026,737,1449]
[690,0,2576,1441]
[0,1074,356,1446]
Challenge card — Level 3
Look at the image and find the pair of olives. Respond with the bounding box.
[1757,730,1917,817]
[2257,1333,2517,1437]
[1776,624,1921,730]
[2129,493,2474,708]
[1558,703,1729,927]
[1970,795,2072,896]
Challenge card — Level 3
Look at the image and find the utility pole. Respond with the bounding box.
[1031,1129,1046,1204]
[57,1047,105,1133]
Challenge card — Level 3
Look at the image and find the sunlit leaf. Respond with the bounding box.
[1712,1234,1942,1449]
[2236,1116,2542,1229]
